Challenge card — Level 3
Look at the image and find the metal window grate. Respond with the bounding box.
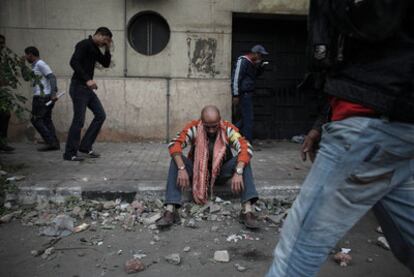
[128,11,170,56]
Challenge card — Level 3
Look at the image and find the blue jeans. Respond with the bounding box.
[267,117,414,276]
[64,81,106,158]
[165,156,259,206]
[236,92,253,142]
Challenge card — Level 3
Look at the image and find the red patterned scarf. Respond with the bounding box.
[192,120,227,204]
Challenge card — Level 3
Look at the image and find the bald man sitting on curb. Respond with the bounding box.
[156,105,260,229]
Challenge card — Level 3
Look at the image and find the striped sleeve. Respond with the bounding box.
[232,57,243,96]
[224,121,253,164]
[168,120,199,156]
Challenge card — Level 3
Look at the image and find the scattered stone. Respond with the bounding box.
[209,203,221,214]
[148,224,157,230]
[39,214,74,237]
[234,263,247,272]
[142,213,162,225]
[117,250,123,255]
[0,210,21,223]
[164,253,181,265]
[153,235,160,242]
[122,214,136,231]
[97,241,104,246]
[183,246,191,252]
[131,201,145,215]
[74,223,90,233]
[376,226,383,234]
[77,251,86,257]
[214,238,220,244]
[367,257,374,263]
[211,226,219,232]
[41,247,55,259]
[124,258,145,274]
[154,199,164,209]
[186,218,198,229]
[209,214,218,221]
[377,236,390,250]
[266,212,287,225]
[6,175,25,182]
[215,197,224,203]
[0,170,7,176]
[103,201,116,210]
[133,253,147,260]
[214,250,230,263]
[226,234,243,243]
[334,251,352,267]
[30,250,40,256]
[101,225,116,230]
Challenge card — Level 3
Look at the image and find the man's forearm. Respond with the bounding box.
[172,154,185,169]
[46,73,58,97]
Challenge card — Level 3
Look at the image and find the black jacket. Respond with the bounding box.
[309,0,414,124]
[231,56,263,96]
[70,36,111,84]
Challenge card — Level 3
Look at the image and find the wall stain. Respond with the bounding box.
[188,37,219,78]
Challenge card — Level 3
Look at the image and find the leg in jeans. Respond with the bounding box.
[79,91,106,152]
[266,117,414,277]
[31,97,56,145]
[217,156,259,204]
[240,93,253,142]
[373,175,414,273]
[165,156,194,206]
[64,83,89,158]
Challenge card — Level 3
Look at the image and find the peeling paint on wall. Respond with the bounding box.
[187,36,219,78]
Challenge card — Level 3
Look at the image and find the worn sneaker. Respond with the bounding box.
[239,211,260,229]
[63,155,85,162]
[156,210,181,228]
[79,149,100,158]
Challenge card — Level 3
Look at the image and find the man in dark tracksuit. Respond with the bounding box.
[63,27,112,161]
[267,0,414,276]
[231,45,268,142]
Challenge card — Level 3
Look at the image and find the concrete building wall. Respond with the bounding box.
[0,0,308,141]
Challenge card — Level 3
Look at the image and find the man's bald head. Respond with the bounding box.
[201,105,221,124]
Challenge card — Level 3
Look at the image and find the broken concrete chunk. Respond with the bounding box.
[164,253,181,265]
[39,214,74,237]
[142,213,162,225]
[376,226,383,234]
[41,247,55,259]
[103,201,116,210]
[0,210,21,223]
[183,246,191,252]
[74,223,90,233]
[124,258,145,274]
[234,263,247,272]
[214,250,230,263]
[185,218,198,229]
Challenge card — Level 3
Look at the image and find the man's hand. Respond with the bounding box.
[103,37,112,51]
[232,97,240,106]
[51,96,58,102]
[86,80,98,90]
[231,174,244,194]
[301,129,321,163]
[177,169,190,191]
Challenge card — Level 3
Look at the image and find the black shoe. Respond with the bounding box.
[0,144,15,152]
[79,149,100,158]
[239,211,260,229]
[156,210,181,228]
[63,155,85,161]
[37,144,60,152]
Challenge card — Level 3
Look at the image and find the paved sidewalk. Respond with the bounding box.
[0,141,310,203]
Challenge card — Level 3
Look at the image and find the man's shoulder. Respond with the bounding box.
[75,38,90,48]
[222,120,239,131]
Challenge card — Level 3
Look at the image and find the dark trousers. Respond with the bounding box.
[31,96,59,145]
[165,156,259,206]
[64,81,106,158]
[236,92,254,142]
[0,111,11,143]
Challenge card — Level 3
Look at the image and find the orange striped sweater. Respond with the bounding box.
[168,120,253,164]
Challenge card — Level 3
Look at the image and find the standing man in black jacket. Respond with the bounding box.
[63,27,112,161]
[231,45,268,142]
